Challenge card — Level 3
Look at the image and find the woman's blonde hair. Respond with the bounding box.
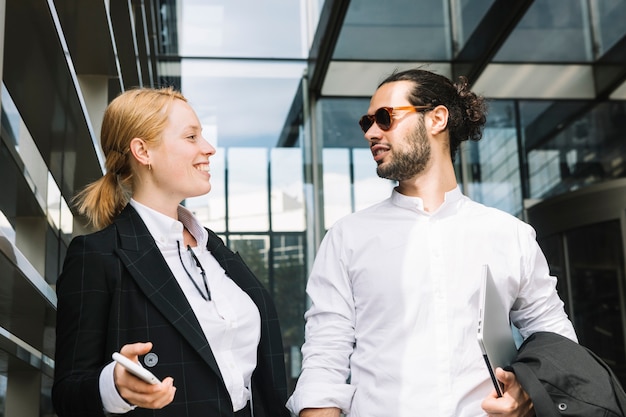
[73,86,187,230]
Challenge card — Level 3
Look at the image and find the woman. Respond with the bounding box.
[52,87,290,417]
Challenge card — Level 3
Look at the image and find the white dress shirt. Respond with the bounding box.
[286,186,577,417]
[101,200,260,413]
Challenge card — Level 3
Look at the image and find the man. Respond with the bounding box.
[286,69,577,417]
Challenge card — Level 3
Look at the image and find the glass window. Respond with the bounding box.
[179,0,306,59]
[590,0,626,56]
[462,101,522,215]
[271,233,306,388]
[43,176,74,241]
[228,148,269,232]
[320,98,369,149]
[528,148,560,199]
[227,232,307,390]
[566,220,626,382]
[2,84,47,214]
[1,84,20,149]
[305,0,326,50]
[60,196,72,242]
[45,225,60,285]
[525,101,626,200]
[179,59,305,149]
[46,174,61,231]
[229,234,269,287]
[494,0,592,62]
[334,0,451,61]
[451,0,495,49]
[322,149,351,229]
[270,148,305,232]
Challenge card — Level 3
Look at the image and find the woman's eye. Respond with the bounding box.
[187,135,197,141]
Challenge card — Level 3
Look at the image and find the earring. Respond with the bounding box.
[148,162,152,171]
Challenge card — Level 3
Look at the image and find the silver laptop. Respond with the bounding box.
[477,264,518,397]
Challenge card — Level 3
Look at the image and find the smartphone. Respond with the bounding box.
[112,352,161,385]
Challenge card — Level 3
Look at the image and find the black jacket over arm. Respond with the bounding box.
[52,204,290,417]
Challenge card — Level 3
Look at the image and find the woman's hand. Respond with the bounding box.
[114,342,176,409]
[481,367,535,417]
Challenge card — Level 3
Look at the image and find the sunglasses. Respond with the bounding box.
[358,106,432,133]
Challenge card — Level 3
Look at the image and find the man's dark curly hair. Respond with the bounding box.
[379,69,488,162]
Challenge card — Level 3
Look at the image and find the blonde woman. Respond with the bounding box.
[52,87,290,417]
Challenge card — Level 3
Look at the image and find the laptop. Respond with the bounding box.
[477,264,518,397]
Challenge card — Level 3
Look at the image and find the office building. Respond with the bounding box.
[0,0,624,415]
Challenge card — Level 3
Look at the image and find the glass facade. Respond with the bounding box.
[566,220,625,378]
[334,0,452,61]
[528,181,626,384]
[456,100,522,214]
[0,0,626,414]
[525,101,626,199]
[494,0,593,62]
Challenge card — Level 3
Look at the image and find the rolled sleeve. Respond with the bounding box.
[286,377,355,415]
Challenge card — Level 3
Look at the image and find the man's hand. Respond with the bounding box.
[300,407,341,417]
[114,342,176,409]
[481,367,535,417]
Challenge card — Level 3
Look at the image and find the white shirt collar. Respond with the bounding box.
[129,199,208,249]
[390,185,464,215]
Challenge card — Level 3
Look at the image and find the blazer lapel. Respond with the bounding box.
[112,205,222,377]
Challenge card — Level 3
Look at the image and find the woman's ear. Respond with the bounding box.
[428,105,449,136]
[129,137,150,167]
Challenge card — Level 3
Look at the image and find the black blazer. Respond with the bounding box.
[508,332,626,417]
[52,204,290,417]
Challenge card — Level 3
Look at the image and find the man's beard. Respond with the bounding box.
[376,121,431,181]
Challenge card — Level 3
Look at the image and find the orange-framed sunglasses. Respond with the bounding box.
[358,105,432,133]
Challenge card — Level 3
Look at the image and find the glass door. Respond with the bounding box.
[527,178,626,384]
[565,221,625,380]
